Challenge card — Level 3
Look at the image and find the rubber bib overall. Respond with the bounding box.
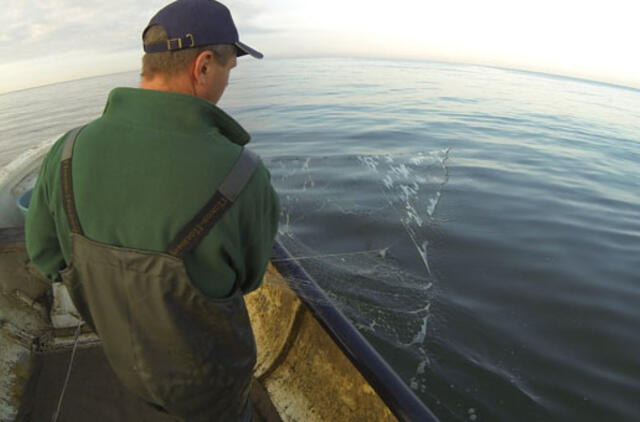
[58,127,258,421]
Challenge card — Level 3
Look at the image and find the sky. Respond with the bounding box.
[1,0,639,93]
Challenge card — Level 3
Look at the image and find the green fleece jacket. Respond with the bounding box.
[25,87,280,298]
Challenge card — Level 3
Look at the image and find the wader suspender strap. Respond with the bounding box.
[166,148,259,258]
[60,126,85,235]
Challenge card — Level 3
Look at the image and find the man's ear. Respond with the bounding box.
[192,50,214,85]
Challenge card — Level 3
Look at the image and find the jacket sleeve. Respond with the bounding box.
[240,164,280,294]
[25,153,65,281]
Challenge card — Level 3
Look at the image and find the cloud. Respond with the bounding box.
[0,0,276,62]
[0,0,169,62]
[227,0,271,20]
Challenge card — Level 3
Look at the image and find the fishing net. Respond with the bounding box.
[265,148,450,393]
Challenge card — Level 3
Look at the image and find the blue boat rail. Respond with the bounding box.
[271,241,438,422]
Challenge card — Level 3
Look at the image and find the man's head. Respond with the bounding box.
[140,0,262,103]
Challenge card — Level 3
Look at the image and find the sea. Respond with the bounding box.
[1,58,639,421]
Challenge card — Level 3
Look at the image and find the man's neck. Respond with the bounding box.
[140,73,195,96]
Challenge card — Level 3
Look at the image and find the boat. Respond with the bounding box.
[0,137,438,421]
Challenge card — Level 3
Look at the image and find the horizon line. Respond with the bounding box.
[1,56,639,96]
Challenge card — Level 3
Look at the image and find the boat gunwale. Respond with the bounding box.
[271,241,438,422]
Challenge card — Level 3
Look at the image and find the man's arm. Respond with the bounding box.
[25,154,65,281]
[240,164,280,293]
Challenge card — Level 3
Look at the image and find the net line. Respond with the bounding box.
[265,149,451,394]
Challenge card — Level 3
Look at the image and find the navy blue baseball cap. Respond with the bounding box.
[143,0,263,59]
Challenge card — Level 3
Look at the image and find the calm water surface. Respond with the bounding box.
[1,58,639,421]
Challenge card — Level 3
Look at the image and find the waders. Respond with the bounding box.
[59,126,259,421]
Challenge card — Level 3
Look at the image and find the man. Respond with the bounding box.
[25,0,279,420]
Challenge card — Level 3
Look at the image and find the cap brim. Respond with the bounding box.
[235,41,263,59]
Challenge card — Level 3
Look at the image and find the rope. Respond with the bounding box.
[51,321,84,422]
[270,247,390,263]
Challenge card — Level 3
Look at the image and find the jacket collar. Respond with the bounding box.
[102,87,251,145]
